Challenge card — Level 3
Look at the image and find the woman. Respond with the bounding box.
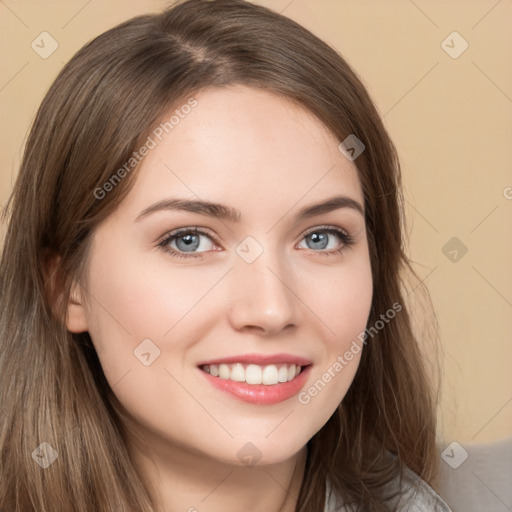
[0,0,451,510]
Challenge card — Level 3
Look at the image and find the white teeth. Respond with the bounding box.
[230,363,245,382]
[262,365,279,385]
[246,364,262,384]
[219,364,230,379]
[278,365,289,382]
[201,363,304,385]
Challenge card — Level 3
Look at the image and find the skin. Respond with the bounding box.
[66,85,373,512]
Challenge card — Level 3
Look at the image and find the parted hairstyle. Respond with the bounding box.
[0,0,442,510]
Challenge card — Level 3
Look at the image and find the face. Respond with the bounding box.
[67,85,373,467]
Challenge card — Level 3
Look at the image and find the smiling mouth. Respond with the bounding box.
[200,363,307,385]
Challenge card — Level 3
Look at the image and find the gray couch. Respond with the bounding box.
[437,437,512,511]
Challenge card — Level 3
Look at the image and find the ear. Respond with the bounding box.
[66,278,89,333]
[43,251,89,333]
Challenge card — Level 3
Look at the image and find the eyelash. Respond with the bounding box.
[157,225,355,260]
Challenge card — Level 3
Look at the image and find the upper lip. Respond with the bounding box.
[197,353,313,367]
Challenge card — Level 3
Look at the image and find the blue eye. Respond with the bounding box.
[298,226,354,256]
[157,225,354,260]
[158,228,217,259]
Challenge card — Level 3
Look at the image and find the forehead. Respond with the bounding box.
[116,85,363,220]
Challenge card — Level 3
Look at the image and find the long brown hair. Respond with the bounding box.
[0,1,442,510]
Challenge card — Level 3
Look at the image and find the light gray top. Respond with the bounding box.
[324,465,452,511]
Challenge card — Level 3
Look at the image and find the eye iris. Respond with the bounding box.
[176,233,200,252]
[308,232,328,250]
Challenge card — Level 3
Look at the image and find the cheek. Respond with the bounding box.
[296,266,371,435]
[83,253,211,429]
[297,255,372,409]
[83,248,226,394]
[303,255,373,348]
[87,250,218,345]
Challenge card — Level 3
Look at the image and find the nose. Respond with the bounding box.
[226,247,299,335]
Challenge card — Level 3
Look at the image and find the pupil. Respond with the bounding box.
[309,232,327,250]
[177,233,199,251]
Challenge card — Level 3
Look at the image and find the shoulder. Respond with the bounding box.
[325,465,452,512]
[390,465,452,512]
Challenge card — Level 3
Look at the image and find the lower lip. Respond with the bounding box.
[199,365,312,405]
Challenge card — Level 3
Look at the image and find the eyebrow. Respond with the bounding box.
[134,195,365,223]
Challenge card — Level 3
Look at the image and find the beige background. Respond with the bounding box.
[1,0,511,448]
